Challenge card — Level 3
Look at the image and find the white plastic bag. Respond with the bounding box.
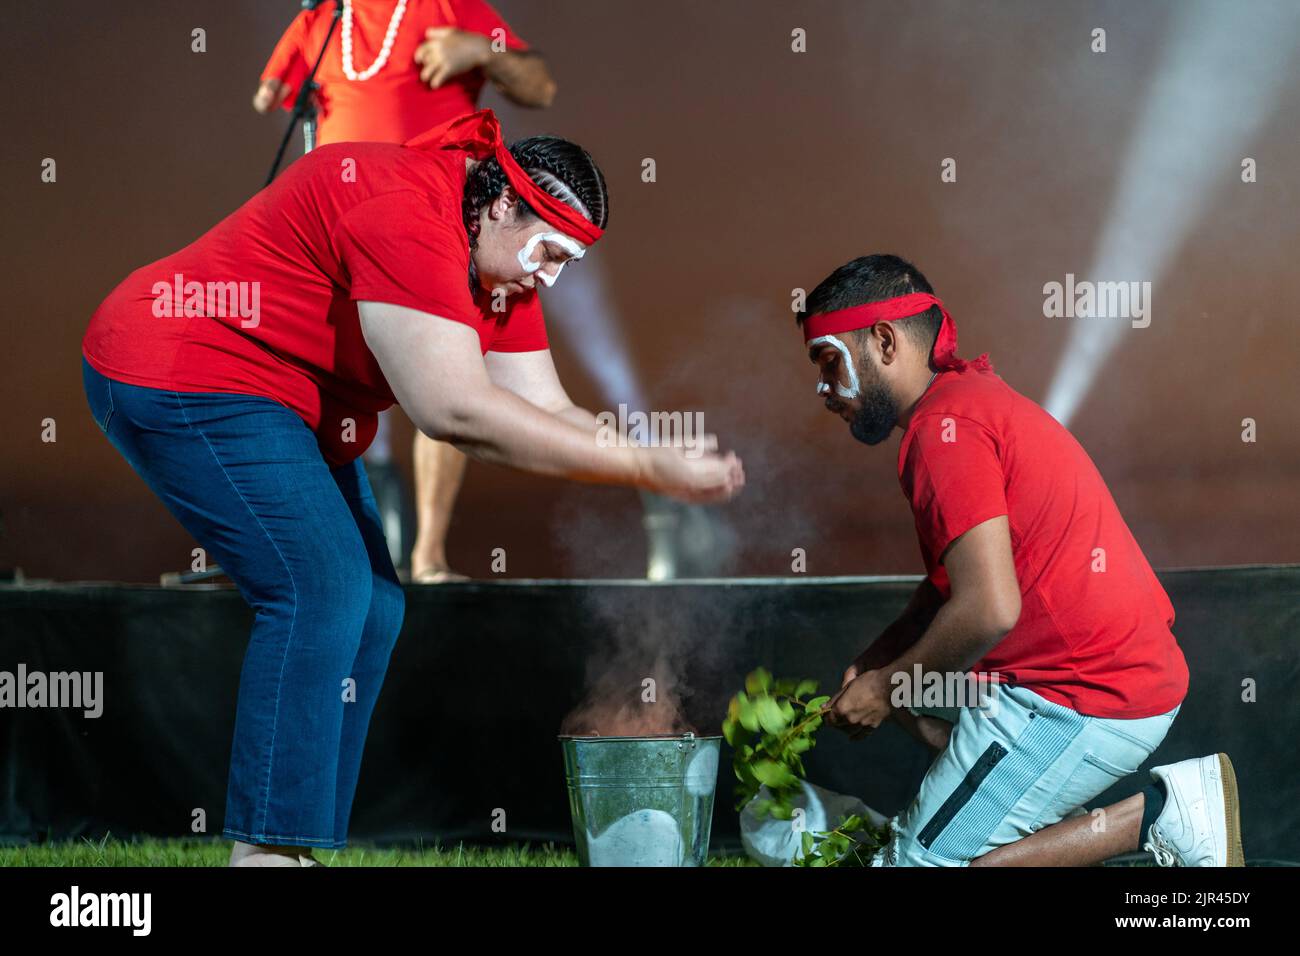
[740,780,892,866]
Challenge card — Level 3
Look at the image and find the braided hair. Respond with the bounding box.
[462,136,609,292]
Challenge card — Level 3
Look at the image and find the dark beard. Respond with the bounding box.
[848,364,899,445]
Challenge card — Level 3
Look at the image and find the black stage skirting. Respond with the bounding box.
[2,567,1298,860]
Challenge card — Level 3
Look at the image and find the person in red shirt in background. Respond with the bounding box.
[254,0,558,583]
[798,254,1242,867]
[254,0,554,143]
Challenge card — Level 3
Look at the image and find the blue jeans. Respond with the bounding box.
[81,355,405,848]
[876,683,1180,866]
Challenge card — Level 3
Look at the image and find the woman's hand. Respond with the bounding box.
[637,444,745,504]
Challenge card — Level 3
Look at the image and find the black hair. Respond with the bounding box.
[462,135,609,291]
[796,254,942,357]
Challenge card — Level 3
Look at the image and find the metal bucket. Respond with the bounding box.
[559,733,722,866]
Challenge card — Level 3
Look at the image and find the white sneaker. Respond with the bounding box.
[1144,753,1243,867]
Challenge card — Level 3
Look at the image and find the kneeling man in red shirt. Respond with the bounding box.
[801,254,1242,867]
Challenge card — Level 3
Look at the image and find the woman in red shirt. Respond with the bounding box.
[253,0,559,586]
[81,108,744,866]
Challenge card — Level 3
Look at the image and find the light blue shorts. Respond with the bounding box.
[872,683,1180,866]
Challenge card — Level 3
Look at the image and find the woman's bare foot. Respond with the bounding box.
[229,840,317,867]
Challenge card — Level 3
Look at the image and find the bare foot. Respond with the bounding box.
[414,565,469,583]
[229,840,316,867]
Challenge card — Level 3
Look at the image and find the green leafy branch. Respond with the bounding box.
[723,667,891,867]
[722,667,828,821]
[792,813,888,867]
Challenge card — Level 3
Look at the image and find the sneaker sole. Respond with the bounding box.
[1217,752,1244,867]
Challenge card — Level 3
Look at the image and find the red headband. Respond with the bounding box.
[803,292,992,372]
[404,109,604,246]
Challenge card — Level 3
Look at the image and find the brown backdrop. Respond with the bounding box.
[3,0,1297,582]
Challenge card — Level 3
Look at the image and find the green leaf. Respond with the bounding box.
[751,759,797,788]
[795,679,819,698]
[755,697,788,735]
[745,668,773,696]
[801,831,814,856]
[734,760,757,791]
[807,695,831,710]
[721,717,740,746]
[737,696,759,732]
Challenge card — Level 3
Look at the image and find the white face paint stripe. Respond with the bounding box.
[517,230,587,287]
[808,334,860,399]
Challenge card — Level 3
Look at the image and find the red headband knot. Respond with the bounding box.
[404,108,605,246]
[802,291,992,372]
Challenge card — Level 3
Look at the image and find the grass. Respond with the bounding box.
[6,836,1285,867]
[0,835,760,867]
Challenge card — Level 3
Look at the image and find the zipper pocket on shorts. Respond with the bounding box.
[918,740,1009,850]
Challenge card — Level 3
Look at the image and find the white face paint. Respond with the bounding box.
[516,230,586,288]
[809,334,860,399]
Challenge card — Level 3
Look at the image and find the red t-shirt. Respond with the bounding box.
[82,140,549,466]
[262,0,529,145]
[896,367,1189,718]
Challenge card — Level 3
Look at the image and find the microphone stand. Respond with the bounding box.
[265,0,344,186]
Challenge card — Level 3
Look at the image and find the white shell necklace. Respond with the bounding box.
[341,0,408,81]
